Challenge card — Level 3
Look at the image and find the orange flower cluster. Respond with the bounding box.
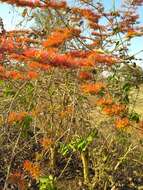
[81,9,101,22]
[119,12,139,32]
[0,66,39,80]
[0,0,67,9]
[1,34,119,72]
[126,29,143,38]
[0,36,15,52]
[115,117,130,129]
[96,97,113,106]
[3,44,88,69]
[43,28,80,48]
[28,61,51,71]
[72,8,101,23]
[0,67,24,80]
[8,112,30,124]
[78,71,92,80]
[67,50,91,58]
[5,70,24,80]
[23,49,86,68]
[40,138,53,150]
[23,160,41,179]
[46,0,67,9]
[15,0,42,7]
[87,51,119,66]
[23,47,118,69]
[89,22,105,31]
[9,53,26,62]
[102,104,126,116]
[27,71,39,79]
[81,82,106,94]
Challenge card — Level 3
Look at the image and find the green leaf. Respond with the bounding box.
[122,94,129,104]
[22,115,33,129]
[129,112,140,122]
[38,175,57,190]
[26,83,35,94]
[122,83,131,92]
[21,115,33,138]
[87,129,98,144]
[59,143,70,156]
[3,86,15,97]
[76,139,87,152]
[0,80,4,86]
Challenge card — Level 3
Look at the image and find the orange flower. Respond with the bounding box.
[81,9,100,22]
[23,49,37,58]
[115,117,130,128]
[43,28,80,48]
[8,112,29,124]
[102,104,125,115]
[15,0,41,8]
[22,49,86,68]
[87,51,118,66]
[28,61,50,71]
[23,160,41,179]
[89,22,105,31]
[7,70,23,80]
[126,29,143,38]
[27,71,39,79]
[78,71,92,80]
[67,50,90,58]
[0,0,66,9]
[28,61,40,69]
[96,97,113,106]
[102,107,112,115]
[81,82,106,94]
[40,138,53,150]
[112,104,126,115]
[23,160,33,171]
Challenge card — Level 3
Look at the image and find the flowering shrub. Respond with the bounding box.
[0,0,143,189]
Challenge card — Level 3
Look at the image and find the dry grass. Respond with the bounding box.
[129,84,143,117]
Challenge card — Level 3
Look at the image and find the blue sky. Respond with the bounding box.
[0,0,143,66]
